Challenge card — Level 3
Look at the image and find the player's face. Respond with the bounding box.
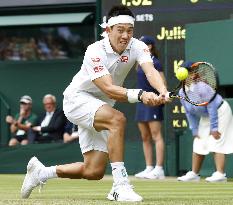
[107,23,134,54]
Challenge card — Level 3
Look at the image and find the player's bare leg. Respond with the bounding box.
[56,150,108,180]
[94,105,143,202]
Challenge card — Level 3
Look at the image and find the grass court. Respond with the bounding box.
[1,174,233,205]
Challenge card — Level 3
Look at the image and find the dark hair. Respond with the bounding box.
[140,35,159,58]
[150,44,159,59]
[107,5,134,22]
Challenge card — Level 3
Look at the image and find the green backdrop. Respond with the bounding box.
[185,19,233,86]
[0,59,81,144]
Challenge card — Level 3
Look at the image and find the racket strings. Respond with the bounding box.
[184,63,217,104]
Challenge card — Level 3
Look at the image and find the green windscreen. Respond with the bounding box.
[185,19,233,86]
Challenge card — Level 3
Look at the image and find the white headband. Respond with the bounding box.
[100,15,135,29]
[100,15,135,37]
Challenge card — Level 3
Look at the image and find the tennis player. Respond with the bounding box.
[21,5,169,202]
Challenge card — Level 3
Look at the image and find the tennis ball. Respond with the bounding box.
[176,67,188,81]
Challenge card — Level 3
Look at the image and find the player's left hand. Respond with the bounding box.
[141,92,163,106]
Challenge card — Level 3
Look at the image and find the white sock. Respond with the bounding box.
[111,162,129,184]
[191,171,198,175]
[39,166,58,182]
[146,165,154,170]
[155,165,163,170]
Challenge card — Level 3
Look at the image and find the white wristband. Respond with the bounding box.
[126,89,143,103]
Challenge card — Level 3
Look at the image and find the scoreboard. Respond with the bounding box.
[101,0,233,134]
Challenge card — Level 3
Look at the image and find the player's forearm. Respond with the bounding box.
[141,62,167,94]
[93,75,129,102]
[104,84,128,102]
[146,70,167,94]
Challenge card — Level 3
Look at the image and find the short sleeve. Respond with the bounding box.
[134,41,153,65]
[83,46,110,81]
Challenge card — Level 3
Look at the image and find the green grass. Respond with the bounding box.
[1,175,233,205]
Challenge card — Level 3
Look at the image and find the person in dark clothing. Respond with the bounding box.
[135,36,167,179]
[29,94,66,143]
[63,121,79,143]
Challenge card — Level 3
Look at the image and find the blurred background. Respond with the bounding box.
[0,0,232,177]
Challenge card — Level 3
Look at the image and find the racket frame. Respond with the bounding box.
[169,61,218,106]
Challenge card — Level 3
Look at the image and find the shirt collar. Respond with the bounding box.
[103,36,114,53]
[46,111,54,116]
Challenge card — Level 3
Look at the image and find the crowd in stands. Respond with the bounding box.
[0,36,69,61]
[5,94,79,146]
[0,26,87,61]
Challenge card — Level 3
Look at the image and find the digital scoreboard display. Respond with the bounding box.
[101,0,233,133]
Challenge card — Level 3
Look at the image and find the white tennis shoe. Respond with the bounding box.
[205,171,227,182]
[135,167,153,178]
[144,167,165,179]
[177,171,200,182]
[21,156,46,198]
[107,181,143,202]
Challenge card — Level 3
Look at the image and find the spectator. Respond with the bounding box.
[134,35,166,179]
[177,61,233,182]
[6,95,37,146]
[29,94,66,143]
[63,121,79,143]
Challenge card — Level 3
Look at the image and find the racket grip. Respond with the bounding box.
[165,92,173,99]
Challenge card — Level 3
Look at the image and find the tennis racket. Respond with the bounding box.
[167,62,218,106]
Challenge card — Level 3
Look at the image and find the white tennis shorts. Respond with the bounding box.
[193,100,233,155]
[63,91,113,154]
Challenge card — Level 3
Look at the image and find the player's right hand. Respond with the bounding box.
[141,91,163,106]
[162,92,172,103]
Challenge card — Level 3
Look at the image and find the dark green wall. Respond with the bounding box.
[0,141,146,175]
[185,19,233,86]
[0,59,82,144]
[0,59,83,113]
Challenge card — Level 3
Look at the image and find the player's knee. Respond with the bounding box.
[110,112,126,129]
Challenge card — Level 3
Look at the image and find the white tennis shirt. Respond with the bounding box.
[63,36,152,102]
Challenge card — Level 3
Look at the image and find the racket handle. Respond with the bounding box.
[165,92,174,99]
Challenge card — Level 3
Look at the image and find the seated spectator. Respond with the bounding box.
[29,94,66,143]
[63,121,79,143]
[6,95,37,146]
